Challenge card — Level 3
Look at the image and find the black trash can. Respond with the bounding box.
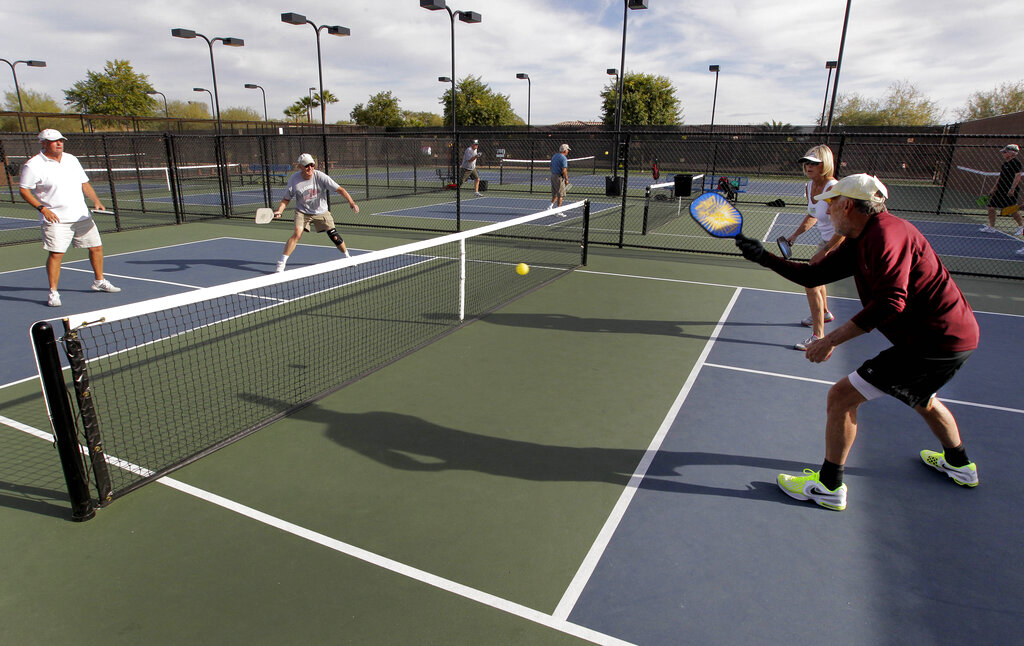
[605,176,622,197]
[478,179,488,192]
[674,174,693,197]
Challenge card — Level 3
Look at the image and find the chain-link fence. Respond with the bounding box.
[3,128,1022,279]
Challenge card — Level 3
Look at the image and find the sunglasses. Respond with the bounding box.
[802,161,821,167]
[303,163,314,168]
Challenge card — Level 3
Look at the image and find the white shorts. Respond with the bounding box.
[42,218,102,253]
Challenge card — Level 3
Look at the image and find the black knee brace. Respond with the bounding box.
[326,228,343,246]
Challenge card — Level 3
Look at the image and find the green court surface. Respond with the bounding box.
[2,217,1021,644]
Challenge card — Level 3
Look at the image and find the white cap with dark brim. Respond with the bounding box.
[814,173,888,203]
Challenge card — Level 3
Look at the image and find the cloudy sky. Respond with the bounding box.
[3,0,1022,127]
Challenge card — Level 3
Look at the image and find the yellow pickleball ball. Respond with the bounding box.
[515,262,530,275]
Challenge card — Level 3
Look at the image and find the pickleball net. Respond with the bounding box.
[642,175,703,234]
[32,201,591,518]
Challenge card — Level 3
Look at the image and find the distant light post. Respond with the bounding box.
[146,90,169,117]
[193,87,215,118]
[1,58,46,132]
[244,83,267,121]
[820,61,838,129]
[516,73,530,129]
[708,64,720,132]
[826,0,852,139]
[307,86,316,123]
[611,0,648,180]
[281,12,350,132]
[420,1,482,142]
[171,28,245,133]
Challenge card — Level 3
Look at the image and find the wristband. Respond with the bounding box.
[37,204,45,212]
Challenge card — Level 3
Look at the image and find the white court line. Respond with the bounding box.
[0,414,635,646]
[705,363,1024,415]
[552,286,743,621]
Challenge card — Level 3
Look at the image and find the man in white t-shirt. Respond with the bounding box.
[459,139,482,197]
[19,129,120,307]
[272,153,360,272]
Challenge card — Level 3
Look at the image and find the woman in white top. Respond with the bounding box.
[782,145,843,350]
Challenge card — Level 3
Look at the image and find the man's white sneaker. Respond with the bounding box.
[794,334,819,351]
[91,279,121,293]
[979,225,998,233]
[275,260,287,272]
[47,291,61,307]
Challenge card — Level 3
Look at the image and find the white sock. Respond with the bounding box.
[279,255,289,264]
[344,251,351,258]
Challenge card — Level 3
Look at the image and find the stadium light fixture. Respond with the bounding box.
[611,0,647,180]
[146,90,169,117]
[820,61,838,130]
[1,58,47,131]
[516,73,531,129]
[281,12,351,131]
[193,87,214,117]
[244,83,268,121]
[172,28,246,132]
[422,1,482,189]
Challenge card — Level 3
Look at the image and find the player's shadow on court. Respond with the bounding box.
[125,258,276,275]
[259,400,824,504]
[479,312,797,347]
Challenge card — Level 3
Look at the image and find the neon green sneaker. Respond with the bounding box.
[920,450,979,487]
[777,469,847,511]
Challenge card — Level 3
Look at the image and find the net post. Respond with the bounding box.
[164,134,183,225]
[582,200,591,266]
[458,237,467,321]
[62,320,114,505]
[641,185,652,235]
[29,321,96,522]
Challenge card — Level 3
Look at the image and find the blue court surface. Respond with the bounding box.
[1,215,37,231]
[0,238,349,386]
[767,211,1024,261]
[379,196,619,223]
[563,288,1022,644]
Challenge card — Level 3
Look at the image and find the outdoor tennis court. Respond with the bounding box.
[2,209,1021,644]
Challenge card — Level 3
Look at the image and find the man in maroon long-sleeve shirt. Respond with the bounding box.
[735,174,980,511]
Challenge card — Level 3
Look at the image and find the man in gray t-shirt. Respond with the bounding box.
[273,153,360,272]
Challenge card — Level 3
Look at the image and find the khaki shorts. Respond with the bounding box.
[550,175,567,198]
[296,210,335,232]
[459,168,479,184]
[42,218,102,253]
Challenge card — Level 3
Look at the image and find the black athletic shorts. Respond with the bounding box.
[855,346,974,408]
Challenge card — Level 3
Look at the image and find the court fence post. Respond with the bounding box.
[100,134,123,230]
[30,321,96,522]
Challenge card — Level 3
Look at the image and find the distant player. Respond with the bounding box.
[460,139,482,197]
[549,143,570,209]
[273,153,359,272]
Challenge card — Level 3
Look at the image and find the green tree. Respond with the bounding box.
[283,104,305,122]
[957,81,1024,121]
[761,119,796,132]
[440,76,523,127]
[2,88,64,131]
[64,59,156,117]
[403,110,444,127]
[220,106,262,122]
[167,99,210,119]
[832,80,943,126]
[600,72,682,126]
[351,90,404,127]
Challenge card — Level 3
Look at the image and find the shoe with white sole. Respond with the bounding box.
[920,450,978,487]
[801,311,834,327]
[47,291,61,307]
[777,469,847,511]
[91,279,120,293]
[794,334,820,351]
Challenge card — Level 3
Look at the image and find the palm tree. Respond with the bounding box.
[283,104,305,122]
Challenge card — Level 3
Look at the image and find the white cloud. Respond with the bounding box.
[2,0,1022,126]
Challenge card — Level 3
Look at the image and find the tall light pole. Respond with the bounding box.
[244,83,268,121]
[612,0,648,181]
[171,28,245,133]
[307,86,316,123]
[1,58,46,132]
[708,64,720,132]
[420,1,482,156]
[820,60,838,130]
[826,0,852,139]
[708,64,721,192]
[193,87,215,119]
[281,12,350,132]
[516,73,530,129]
[147,90,169,117]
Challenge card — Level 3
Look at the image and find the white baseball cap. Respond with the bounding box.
[38,129,67,142]
[814,173,888,203]
[297,153,315,166]
[1001,144,1020,153]
[559,143,570,152]
[471,139,479,145]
